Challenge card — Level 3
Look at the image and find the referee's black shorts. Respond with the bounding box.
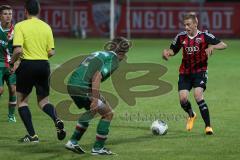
[16,60,50,97]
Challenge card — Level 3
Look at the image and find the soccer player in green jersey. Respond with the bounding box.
[65,37,131,155]
[0,5,16,122]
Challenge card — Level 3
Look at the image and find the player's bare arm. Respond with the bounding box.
[10,46,22,73]
[48,49,55,58]
[162,48,174,61]
[91,71,102,113]
[205,41,227,56]
[11,46,22,63]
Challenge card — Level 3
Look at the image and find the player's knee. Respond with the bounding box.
[180,96,188,104]
[194,92,203,102]
[37,96,49,108]
[102,111,114,121]
[9,86,16,96]
[107,112,114,120]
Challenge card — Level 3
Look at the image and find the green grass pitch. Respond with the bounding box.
[0,38,239,160]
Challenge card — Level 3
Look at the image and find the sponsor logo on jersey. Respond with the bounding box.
[185,46,199,54]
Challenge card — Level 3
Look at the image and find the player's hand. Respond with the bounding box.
[162,49,171,61]
[205,46,214,57]
[10,61,20,74]
[90,98,98,114]
[10,67,15,74]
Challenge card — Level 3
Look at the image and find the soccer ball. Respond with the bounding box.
[151,120,168,135]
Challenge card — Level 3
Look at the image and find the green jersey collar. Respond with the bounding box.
[0,22,11,32]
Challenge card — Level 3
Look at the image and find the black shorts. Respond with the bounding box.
[16,60,50,97]
[178,71,208,91]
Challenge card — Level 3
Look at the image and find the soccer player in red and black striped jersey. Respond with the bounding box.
[162,12,227,135]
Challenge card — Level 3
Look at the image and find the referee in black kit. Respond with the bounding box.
[11,0,66,143]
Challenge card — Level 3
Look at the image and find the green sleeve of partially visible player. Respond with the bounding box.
[0,28,8,67]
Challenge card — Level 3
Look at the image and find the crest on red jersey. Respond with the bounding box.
[195,38,202,44]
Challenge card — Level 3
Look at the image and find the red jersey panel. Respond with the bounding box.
[170,31,221,74]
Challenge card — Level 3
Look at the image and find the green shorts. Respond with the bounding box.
[67,85,106,110]
[0,67,16,87]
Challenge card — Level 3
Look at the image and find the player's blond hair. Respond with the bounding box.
[183,12,198,24]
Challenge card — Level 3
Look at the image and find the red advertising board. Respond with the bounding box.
[117,2,240,38]
[1,1,240,38]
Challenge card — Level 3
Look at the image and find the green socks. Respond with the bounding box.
[70,118,111,149]
[8,96,16,116]
[70,121,89,144]
[93,119,111,150]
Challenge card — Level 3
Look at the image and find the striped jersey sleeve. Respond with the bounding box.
[203,31,221,45]
[170,31,187,54]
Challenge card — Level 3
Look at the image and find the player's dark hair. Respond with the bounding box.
[25,0,40,16]
[0,5,12,14]
[183,12,198,24]
[104,37,132,53]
